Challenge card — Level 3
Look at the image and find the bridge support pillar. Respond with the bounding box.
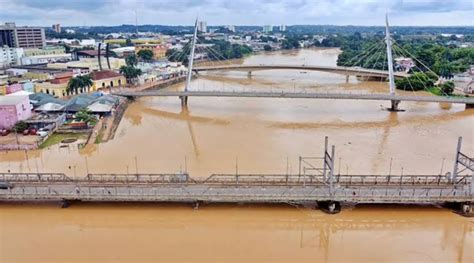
[180,96,188,108]
[247,71,252,78]
[317,201,341,214]
[445,202,473,217]
[345,75,349,83]
[388,100,401,111]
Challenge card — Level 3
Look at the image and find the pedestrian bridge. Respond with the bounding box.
[193,64,409,79]
[113,90,474,106]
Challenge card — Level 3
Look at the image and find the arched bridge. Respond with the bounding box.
[194,64,409,79]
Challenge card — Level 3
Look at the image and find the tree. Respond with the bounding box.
[137,49,154,62]
[125,38,133,47]
[67,75,93,94]
[125,54,138,66]
[264,44,272,51]
[75,108,97,125]
[14,121,28,133]
[119,65,142,84]
[440,81,455,95]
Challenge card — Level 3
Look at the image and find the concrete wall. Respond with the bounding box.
[0,96,32,129]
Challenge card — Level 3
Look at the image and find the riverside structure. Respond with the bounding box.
[1,137,472,216]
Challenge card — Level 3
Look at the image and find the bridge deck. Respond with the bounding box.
[112,90,474,105]
[193,64,408,78]
[1,173,472,204]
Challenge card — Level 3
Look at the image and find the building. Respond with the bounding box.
[52,24,61,33]
[21,53,72,65]
[0,46,24,67]
[198,21,208,33]
[135,44,168,60]
[263,25,273,33]
[279,25,287,32]
[0,95,32,129]
[0,23,46,48]
[23,46,65,57]
[90,70,126,90]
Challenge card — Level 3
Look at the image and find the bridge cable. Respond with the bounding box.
[392,43,449,97]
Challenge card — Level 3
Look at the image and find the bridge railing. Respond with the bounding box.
[83,173,190,184]
[0,173,72,183]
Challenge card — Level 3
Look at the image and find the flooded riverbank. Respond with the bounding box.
[1,48,473,262]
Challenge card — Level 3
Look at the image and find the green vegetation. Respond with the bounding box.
[75,108,97,125]
[14,121,28,133]
[137,49,154,62]
[440,81,455,95]
[125,54,138,66]
[39,133,86,149]
[167,41,252,66]
[120,65,142,84]
[264,44,272,51]
[395,72,436,91]
[332,33,474,77]
[67,75,93,94]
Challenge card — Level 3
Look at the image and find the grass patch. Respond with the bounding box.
[39,133,86,149]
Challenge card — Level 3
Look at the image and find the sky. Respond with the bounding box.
[0,0,472,27]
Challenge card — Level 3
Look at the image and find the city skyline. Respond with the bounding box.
[0,0,473,27]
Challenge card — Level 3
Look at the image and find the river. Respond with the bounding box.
[0,48,473,262]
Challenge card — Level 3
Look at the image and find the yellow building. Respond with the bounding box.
[135,44,168,60]
[0,85,6,95]
[35,82,69,97]
[90,70,126,90]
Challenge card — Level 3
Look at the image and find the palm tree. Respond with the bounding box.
[120,65,142,85]
[67,75,93,95]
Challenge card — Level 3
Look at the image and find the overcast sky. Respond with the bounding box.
[0,0,472,27]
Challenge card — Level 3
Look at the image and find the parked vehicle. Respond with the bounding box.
[22,129,30,135]
[0,129,10,136]
[29,128,37,135]
[37,130,48,137]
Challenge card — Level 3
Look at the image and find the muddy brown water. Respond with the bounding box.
[1,48,473,262]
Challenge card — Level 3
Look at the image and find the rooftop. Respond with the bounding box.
[0,95,28,106]
[89,70,123,80]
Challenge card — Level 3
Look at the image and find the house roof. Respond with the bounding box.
[76,50,100,57]
[61,94,95,112]
[89,70,123,81]
[87,101,113,113]
[35,102,64,112]
[0,95,29,106]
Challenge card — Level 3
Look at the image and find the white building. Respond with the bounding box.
[279,25,287,32]
[21,53,72,65]
[0,46,24,67]
[198,21,208,33]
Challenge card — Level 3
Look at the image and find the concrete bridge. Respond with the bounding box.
[112,90,474,107]
[0,137,472,215]
[193,64,409,79]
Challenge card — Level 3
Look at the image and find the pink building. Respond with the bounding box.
[0,96,32,129]
[6,83,23,94]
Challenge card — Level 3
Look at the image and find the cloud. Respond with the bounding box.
[0,0,472,26]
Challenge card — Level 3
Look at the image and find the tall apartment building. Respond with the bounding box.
[0,46,24,67]
[0,23,46,48]
[52,24,61,33]
[198,21,207,33]
[262,25,273,33]
[279,25,287,32]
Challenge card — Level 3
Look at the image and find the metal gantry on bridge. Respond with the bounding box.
[0,137,472,215]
